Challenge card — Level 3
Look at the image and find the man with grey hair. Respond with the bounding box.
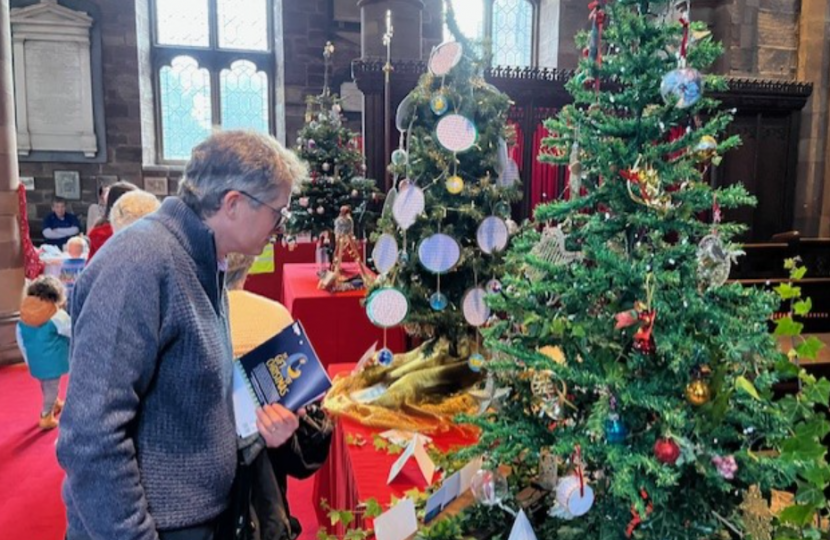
[57,131,308,540]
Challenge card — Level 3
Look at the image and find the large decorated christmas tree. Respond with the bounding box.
[445,1,829,539]
[287,42,380,242]
[322,6,522,432]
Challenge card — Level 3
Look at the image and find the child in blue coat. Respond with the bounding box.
[16,276,71,430]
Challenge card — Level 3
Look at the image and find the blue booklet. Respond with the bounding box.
[232,321,332,438]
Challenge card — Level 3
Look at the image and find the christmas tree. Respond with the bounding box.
[287,42,380,242]
[367,8,521,354]
[321,5,522,433]
[443,1,829,539]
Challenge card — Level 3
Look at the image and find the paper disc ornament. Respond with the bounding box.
[392,184,425,230]
[436,114,477,153]
[372,234,399,275]
[418,233,461,274]
[477,216,509,255]
[555,476,594,518]
[660,67,703,109]
[462,287,491,327]
[395,92,417,131]
[498,159,520,187]
[495,138,509,175]
[365,288,409,328]
[428,41,463,76]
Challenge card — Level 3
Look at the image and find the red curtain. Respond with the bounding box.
[530,124,562,213]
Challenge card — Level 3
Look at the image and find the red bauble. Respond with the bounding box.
[654,438,680,465]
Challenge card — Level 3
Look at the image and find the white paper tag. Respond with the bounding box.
[374,498,418,540]
[387,434,435,485]
[508,510,538,540]
[379,429,433,447]
[459,456,484,493]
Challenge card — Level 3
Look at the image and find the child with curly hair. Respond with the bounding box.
[16,276,71,430]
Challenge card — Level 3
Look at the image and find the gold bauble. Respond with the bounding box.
[445,175,464,194]
[685,379,711,406]
[538,345,566,365]
[694,135,718,162]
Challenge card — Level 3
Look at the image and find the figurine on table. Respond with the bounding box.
[318,205,374,292]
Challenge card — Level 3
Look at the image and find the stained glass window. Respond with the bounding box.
[217,0,269,51]
[152,0,273,161]
[493,0,533,67]
[155,0,209,47]
[159,56,212,161]
[221,60,269,132]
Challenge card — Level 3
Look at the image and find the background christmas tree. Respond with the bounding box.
[369,7,521,354]
[287,42,380,241]
[440,1,830,539]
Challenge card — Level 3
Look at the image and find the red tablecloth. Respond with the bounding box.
[314,363,478,535]
[282,264,405,368]
[244,241,316,303]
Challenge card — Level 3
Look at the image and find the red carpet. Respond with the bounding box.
[0,363,320,540]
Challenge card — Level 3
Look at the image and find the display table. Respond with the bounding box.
[244,241,316,303]
[315,363,479,535]
[282,264,405,367]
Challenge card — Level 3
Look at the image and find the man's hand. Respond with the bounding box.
[256,404,300,448]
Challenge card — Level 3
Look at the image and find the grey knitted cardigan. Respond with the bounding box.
[57,197,236,540]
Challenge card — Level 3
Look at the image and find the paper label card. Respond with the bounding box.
[441,471,461,507]
[423,485,446,524]
[508,510,538,540]
[374,498,418,540]
[459,456,484,493]
[387,434,435,485]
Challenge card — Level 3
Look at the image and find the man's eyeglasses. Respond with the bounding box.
[238,191,290,231]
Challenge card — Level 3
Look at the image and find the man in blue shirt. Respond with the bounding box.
[42,197,81,249]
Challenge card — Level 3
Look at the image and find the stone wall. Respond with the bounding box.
[14,0,143,236]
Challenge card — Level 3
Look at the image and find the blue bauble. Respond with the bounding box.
[429,292,448,311]
[605,417,628,444]
[660,67,703,109]
[377,348,394,366]
[430,93,449,115]
[468,353,485,372]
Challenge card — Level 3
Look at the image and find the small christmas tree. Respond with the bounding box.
[321,4,521,433]
[368,8,521,352]
[436,1,829,539]
[287,42,380,243]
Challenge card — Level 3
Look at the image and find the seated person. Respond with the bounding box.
[110,190,161,233]
[226,253,332,540]
[86,185,108,234]
[42,197,81,249]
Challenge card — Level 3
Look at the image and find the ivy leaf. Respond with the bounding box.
[778,504,816,527]
[796,336,825,361]
[791,266,808,280]
[794,297,812,316]
[571,324,586,338]
[329,509,355,527]
[372,435,389,451]
[781,435,827,462]
[803,378,830,406]
[774,283,802,300]
[799,463,830,487]
[774,316,803,337]
[794,418,830,441]
[317,529,337,540]
[735,376,761,400]
[344,529,368,540]
[362,498,384,518]
[775,356,800,377]
[784,258,797,270]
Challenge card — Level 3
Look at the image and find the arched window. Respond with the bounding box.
[151,0,273,161]
[443,0,537,68]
